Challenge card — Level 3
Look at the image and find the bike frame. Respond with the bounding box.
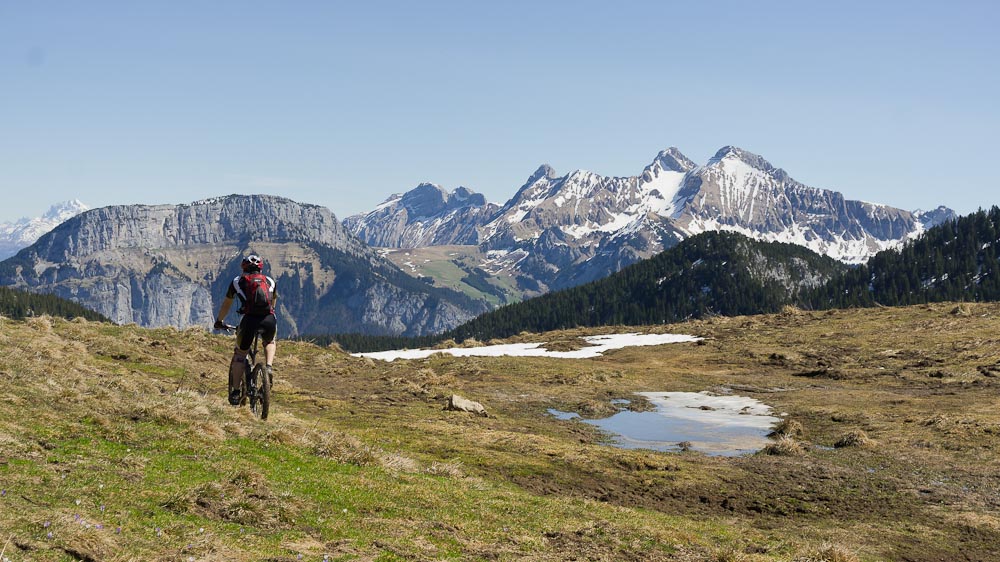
[222,322,270,419]
[243,327,265,412]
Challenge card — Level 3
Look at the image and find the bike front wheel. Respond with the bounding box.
[249,363,270,420]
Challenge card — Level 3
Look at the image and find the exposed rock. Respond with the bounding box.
[344,184,499,247]
[446,394,488,417]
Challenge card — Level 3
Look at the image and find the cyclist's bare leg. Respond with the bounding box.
[262,339,276,388]
[264,340,276,368]
[228,347,249,405]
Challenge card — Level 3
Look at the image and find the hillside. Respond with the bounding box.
[2,306,999,560]
[0,285,109,322]
[437,230,845,344]
[377,245,520,307]
[811,206,1000,307]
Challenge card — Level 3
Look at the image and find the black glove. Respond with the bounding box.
[214,319,227,330]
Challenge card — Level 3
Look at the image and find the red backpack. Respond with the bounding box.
[239,272,273,316]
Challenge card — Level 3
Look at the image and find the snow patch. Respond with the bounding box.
[354,332,701,362]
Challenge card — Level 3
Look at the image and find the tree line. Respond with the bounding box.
[807,206,1000,308]
[0,285,110,322]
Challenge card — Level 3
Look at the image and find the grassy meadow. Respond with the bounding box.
[1,303,998,561]
[378,246,521,306]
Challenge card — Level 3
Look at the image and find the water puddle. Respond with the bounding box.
[549,391,781,456]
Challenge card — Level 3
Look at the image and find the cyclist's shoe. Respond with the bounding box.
[266,365,274,389]
[228,387,241,406]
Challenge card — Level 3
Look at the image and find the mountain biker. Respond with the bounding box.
[213,254,278,406]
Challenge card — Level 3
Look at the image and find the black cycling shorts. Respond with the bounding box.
[237,313,277,351]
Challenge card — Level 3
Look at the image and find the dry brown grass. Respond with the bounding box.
[768,418,804,438]
[162,470,299,529]
[760,434,805,456]
[792,543,860,562]
[834,429,875,449]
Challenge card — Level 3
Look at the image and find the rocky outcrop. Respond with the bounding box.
[0,195,486,336]
[25,195,361,261]
[344,184,499,247]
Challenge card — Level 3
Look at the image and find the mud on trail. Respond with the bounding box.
[285,304,1000,561]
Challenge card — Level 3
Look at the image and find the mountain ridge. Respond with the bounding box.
[345,145,956,299]
[0,194,486,336]
[344,184,499,248]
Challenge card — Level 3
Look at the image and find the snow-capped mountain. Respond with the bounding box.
[673,146,951,263]
[346,146,955,295]
[0,200,89,260]
[482,148,696,246]
[345,183,500,247]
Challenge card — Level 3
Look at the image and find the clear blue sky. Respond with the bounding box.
[2,1,998,223]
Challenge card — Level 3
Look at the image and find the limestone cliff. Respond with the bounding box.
[0,195,485,336]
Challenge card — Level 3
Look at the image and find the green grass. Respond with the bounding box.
[378,246,522,306]
[2,306,1000,560]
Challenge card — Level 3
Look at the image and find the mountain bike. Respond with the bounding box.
[221,323,272,420]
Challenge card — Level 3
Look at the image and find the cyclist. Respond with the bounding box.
[213,254,278,405]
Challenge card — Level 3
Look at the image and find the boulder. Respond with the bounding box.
[447,394,488,417]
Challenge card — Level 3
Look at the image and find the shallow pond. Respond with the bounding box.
[549,391,781,456]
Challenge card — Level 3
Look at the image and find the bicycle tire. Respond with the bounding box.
[249,364,268,420]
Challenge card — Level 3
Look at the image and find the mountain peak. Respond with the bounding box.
[709,146,785,178]
[399,183,450,218]
[711,145,757,163]
[0,199,91,260]
[411,182,448,196]
[450,186,487,207]
[529,164,558,184]
[647,147,696,174]
[913,206,957,229]
[42,199,89,222]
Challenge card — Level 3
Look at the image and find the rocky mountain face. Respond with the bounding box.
[672,147,952,263]
[0,200,89,260]
[346,146,955,295]
[345,183,500,247]
[0,195,486,336]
